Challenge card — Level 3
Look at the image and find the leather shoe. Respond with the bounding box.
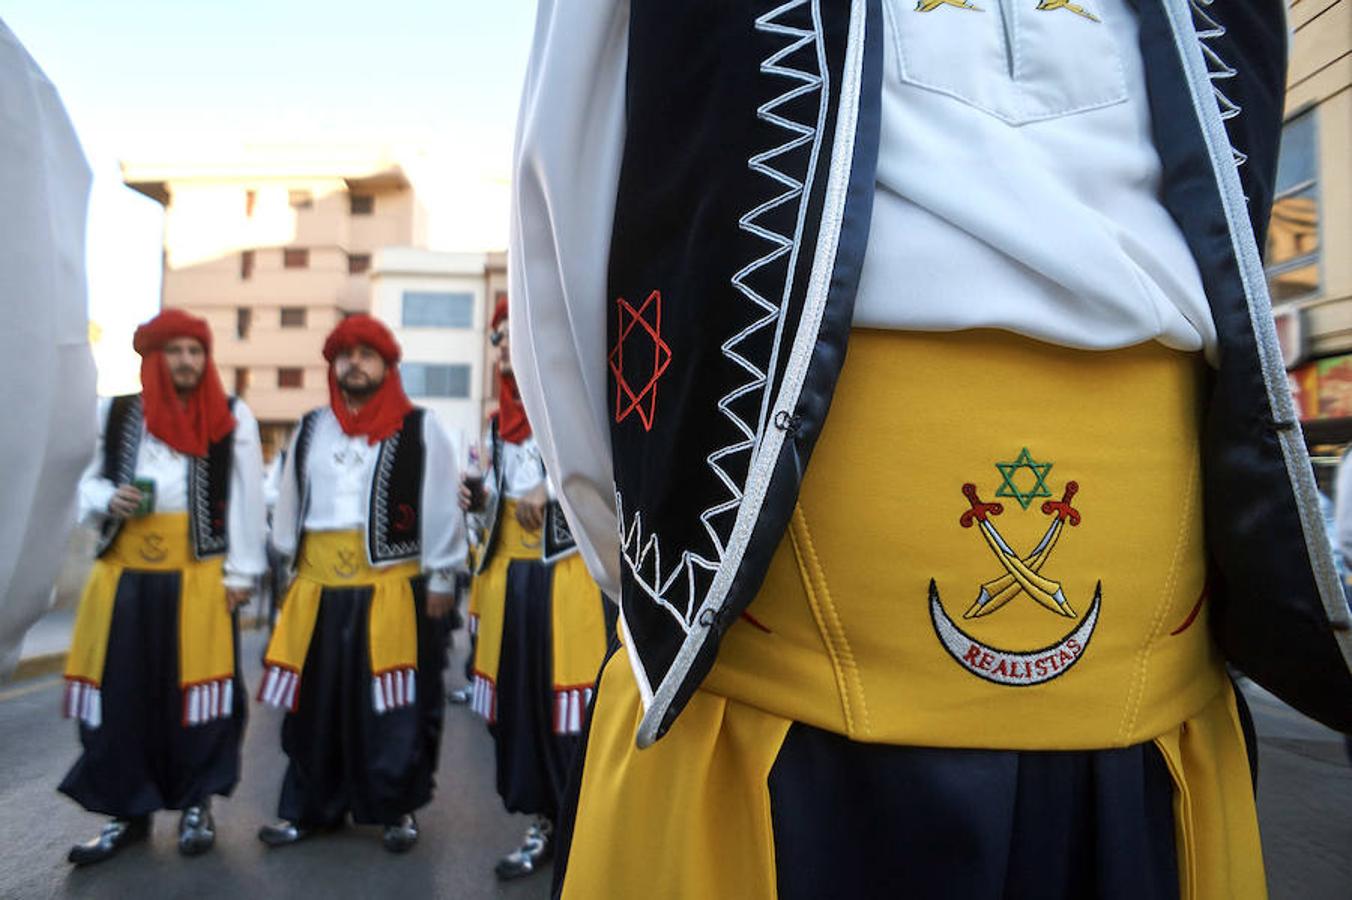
[68,817,150,866]
[381,814,419,853]
[447,686,472,705]
[257,821,311,848]
[494,817,553,880]
[178,802,215,857]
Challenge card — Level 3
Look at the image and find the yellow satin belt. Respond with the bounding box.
[64,513,234,728]
[703,328,1225,750]
[260,530,420,713]
[562,329,1264,899]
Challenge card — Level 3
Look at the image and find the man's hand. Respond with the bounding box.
[515,483,548,531]
[427,591,455,619]
[458,473,485,512]
[107,484,144,519]
[225,588,252,612]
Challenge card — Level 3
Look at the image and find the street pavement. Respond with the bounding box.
[0,629,550,900]
[1,632,1350,898]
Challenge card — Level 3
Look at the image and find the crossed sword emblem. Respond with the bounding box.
[959,481,1081,620]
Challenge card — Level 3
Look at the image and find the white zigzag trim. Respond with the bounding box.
[618,0,827,632]
[1191,0,1247,169]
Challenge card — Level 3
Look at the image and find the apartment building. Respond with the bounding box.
[122,148,427,457]
[1272,0,1352,482]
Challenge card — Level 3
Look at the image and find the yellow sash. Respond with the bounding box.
[467,500,543,720]
[548,553,609,734]
[259,530,420,714]
[64,513,235,728]
[703,328,1224,749]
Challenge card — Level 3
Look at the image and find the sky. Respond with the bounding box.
[0,0,536,390]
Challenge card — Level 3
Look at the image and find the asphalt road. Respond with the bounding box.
[1,633,1349,899]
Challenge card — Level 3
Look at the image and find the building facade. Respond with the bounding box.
[369,248,494,455]
[122,149,427,458]
[1273,0,1352,485]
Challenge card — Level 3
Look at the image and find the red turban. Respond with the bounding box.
[323,315,414,444]
[490,295,531,443]
[133,309,235,457]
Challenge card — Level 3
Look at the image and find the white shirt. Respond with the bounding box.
[0,21,96,677]
[496,437,547,502]
[270,407,468,593]
[78,397,268,591]
[508,0,1215,597]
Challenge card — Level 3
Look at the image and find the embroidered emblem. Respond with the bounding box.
[139,533,168,563]
[931,475,1102,686]
[1035,0,1100,21]
[916,0,983,11]
[609,289,672,432]
[994,447,1053,510]
[333,549,359,579]
[393,503,416,534]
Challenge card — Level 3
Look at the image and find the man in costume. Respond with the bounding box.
[257,314,465,854]
[461,298,611,881]
[510,2,1352,898]
[61,309,265,864]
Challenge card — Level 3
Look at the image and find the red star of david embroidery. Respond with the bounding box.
[608,289,672,432]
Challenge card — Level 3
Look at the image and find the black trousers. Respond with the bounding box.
[276,576,446,827]
[491,560,582,823]
[59,569,245,818]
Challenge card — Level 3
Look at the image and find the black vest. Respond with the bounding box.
[293,407,426,566]
[608,0,1352,746]
[96,393,235,560]
[474,421,579,572]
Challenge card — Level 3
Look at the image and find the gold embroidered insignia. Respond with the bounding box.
[915,0,983,12]
[1035,0,1100,22]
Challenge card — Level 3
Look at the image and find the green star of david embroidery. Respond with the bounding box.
[995,448,1053,510]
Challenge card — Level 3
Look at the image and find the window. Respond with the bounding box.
[350,194,374,215]
[236,308,252,339]
[245,189,256,217]
[277,368,303,388]
[402,291,474,328]
[348,253,372,275]
[234,367,250,397]
[280,307,306,328]
[283,248,309,269]
[402,363,471,399]
[240,250,255,281]
[1266,111,1320,304]
[289,190,313,209]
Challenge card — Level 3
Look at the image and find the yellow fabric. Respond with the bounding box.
[264,530,420,678]
[65,513,232,690]
[702,328,1225,749]
[1154,688,1268,899]
[562,648,1264,900]
[549,553,609,691]
[469,501,543,685]
[561,645,789,900]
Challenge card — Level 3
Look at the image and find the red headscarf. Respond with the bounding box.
[133,309,236,457]
[492,296,531,443]
[323,315,415,444]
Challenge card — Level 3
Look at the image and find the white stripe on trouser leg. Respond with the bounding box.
[222,679,233,717]
[569,691,581,733]
[283,674,298,711]
[263,669,282,706]
[88,689,102,729]
[405,670,416,706]
[373,677,386,714]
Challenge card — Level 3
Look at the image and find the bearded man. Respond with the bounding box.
[61,309,265,865]
[257,314,466,854]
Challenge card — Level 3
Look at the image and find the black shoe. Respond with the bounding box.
[178,802,215,857]
[68,817,150,866]
[447,686,472,705]
[257,821,311,848]
[494,818,553,880]
[381,814,419,854]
